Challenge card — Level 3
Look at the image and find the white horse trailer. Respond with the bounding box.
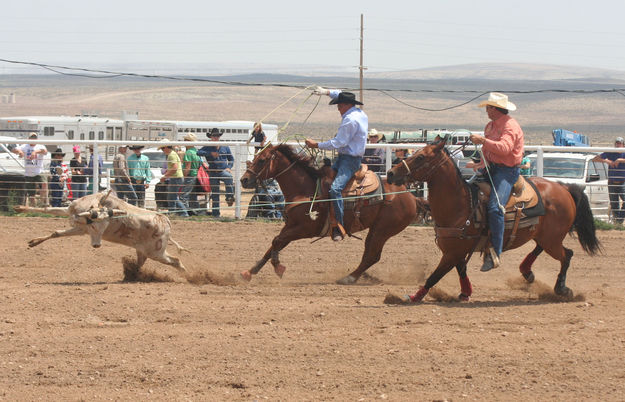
[0,116,279,161]
[0,116,124,159]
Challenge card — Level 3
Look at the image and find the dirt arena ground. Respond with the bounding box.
[1,216,625,401]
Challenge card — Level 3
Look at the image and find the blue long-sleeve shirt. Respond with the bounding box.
[85,154,103,176]
[198,145,234,171]
[317,90,368,157]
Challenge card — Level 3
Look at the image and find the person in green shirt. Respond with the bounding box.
[127,145,153,208]
[181,133,202,215]
[520,153,532,177]
[158,142,188,217]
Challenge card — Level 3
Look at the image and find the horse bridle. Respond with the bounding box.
[399,152,447,184]
[245,149,298,182]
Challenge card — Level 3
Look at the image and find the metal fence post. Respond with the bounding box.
[536,147,544,177]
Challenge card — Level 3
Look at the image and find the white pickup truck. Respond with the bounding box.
[527,152,610,221]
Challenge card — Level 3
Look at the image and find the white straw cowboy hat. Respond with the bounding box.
[368,129,384,140]
[478,92,517,111]
[183,133,197,142]
[157,139,172,150]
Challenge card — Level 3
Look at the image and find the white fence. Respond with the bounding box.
[1,139,623,222]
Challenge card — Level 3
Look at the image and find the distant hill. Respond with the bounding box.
[366,63,625,82]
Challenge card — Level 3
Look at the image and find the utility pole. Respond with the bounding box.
[359,13,366,106]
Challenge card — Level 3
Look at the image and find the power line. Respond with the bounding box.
[2,58,625,112]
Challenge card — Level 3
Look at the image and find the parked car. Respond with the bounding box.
[527,152,610,220]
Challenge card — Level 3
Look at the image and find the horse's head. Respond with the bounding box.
[241,145,282,189]
[386,139,447,185]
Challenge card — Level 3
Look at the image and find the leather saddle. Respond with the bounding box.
[474,175,545,226]
[322,164,382,204]
[476,175,538,211]
[317,164,384,239]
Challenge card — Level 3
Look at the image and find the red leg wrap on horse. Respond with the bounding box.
[520,253,538,274]
[410,286,428,302]
[459,276,473,297]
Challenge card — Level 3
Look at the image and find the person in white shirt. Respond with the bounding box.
[12,132,48,206]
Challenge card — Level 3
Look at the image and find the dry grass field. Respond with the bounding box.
[0,74,624,145]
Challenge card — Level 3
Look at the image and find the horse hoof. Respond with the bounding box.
[410,287,429,303]
[336,275,357,285]
[555,286,573,298]
[522,271,535,283]
[458,293,470,302]
[274,264,286,278]
[240,270,252,282]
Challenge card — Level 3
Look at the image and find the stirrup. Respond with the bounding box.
[331,223,346,242]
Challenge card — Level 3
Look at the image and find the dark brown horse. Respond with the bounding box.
[386,140,601,302]
[239,144,417,284]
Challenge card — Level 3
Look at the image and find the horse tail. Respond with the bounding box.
[566,183,602,255]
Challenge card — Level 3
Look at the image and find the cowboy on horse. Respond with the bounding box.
[467,92,525,272]
[305,87,368,242]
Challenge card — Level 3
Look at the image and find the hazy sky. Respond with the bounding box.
[3,0,625,75]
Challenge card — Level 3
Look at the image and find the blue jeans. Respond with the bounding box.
[180,177,199,214]
[209,170,234,217]
[131,179,147,208]
[72,182,87,200]
[114,180,137,205]
[330,154,362,226]
[49,181,63,207]
[487,165,520,256]
[608,182,625,224]
[168,177,188,216]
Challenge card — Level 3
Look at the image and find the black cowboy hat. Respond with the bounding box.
[51,147,65,157]
[328,91,363,106]
[128,145,145,150]
[207,127,223,138]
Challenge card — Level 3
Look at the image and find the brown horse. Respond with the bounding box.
[239,144,417,284]
[386,140,601,302]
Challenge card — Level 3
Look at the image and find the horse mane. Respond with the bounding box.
[275,144,324,178]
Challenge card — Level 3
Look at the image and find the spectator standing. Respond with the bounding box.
[181,133,202,215]
[361,129,386,173]
[69,145,88,200]
[592,136,625,224]
[112,145,137,205]
[85,145,104,193]
[49,148,67,207]
[198,128,235,217]
[11,132,48,207]
[392,149,410,166]
[159,143,188,217]
[248,122,266,154]
[127,145,152,208]
[520,153,532,176]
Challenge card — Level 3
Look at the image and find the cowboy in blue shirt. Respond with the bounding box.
[198,128,235,217]
[305,88,368,241]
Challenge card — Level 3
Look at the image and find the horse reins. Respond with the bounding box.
[246,151,298,183]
